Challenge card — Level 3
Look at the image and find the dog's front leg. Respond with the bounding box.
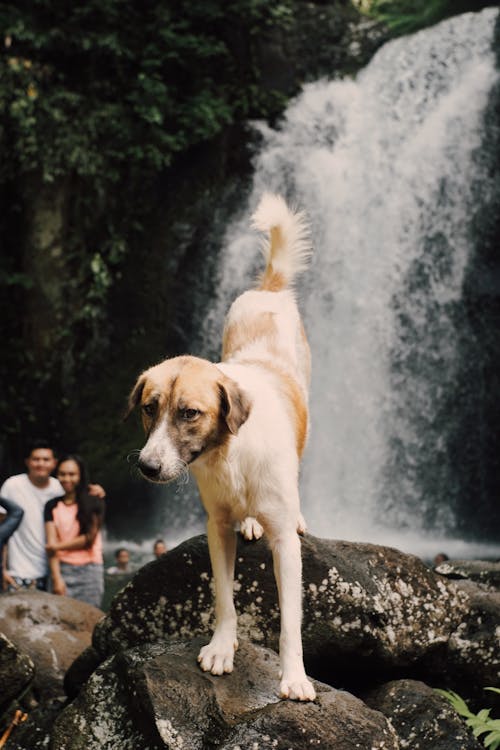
[268,525,316,701]
[198,514,238,675]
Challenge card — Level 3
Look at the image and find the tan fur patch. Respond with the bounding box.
[238,358,308,457]
[258,269,286,292]
[222,312,277,359]
[136,356,246,462]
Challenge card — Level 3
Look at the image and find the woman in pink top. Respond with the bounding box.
[44,454,105,608]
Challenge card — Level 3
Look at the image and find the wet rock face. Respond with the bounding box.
[92,534,496,692]
[0,632,34,713]
[6,537,499,749]
[52,639,398,750]
[435,560,500,590]
[364,679,483,750]
[0,591,104,701]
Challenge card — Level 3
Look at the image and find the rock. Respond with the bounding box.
[52,639,398,750]
[252,2,388,99]
[0,591,103,701]
[443,584,500,689]
[364,679,482,749]
[0,632,34,713]
[91,534,495,693]
[102,571,135,612]
[435,559,500,590]
[64,645,102,699]
[3,703,64,750]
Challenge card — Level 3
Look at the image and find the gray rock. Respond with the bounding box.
[0,632,34,713]
[364,679,482,750]
[444,584,500,688]
[52,639,398,750]
[0,591,103,701]
[436,560,500,590]
[92,534,496,692]
[64,645,102,699]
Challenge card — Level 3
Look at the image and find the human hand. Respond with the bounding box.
[45,543,59,556]
[88,483,106,499]
[2,570,18,591]
[52,577,66,596]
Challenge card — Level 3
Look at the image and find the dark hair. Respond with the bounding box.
[25,439,57,459]
[154,539,165,546]
[115,548,128,558]
[55,454,104,535]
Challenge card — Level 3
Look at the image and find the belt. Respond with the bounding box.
[11,576,47,590]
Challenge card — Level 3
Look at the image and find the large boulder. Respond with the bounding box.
[364,679,483,750]
[51,639,398,750]
[441,583,500,691]
[90,534,496,692]
[0,632,34,713]
[0,591,103,701]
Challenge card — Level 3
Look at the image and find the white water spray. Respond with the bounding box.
[202,8,499,553]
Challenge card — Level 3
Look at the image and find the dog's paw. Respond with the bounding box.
[240,517,264,541]
[197,637,238,675]
[280,675,316,702]
[297,513,307,535]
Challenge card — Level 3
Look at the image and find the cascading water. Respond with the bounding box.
[192,7,500,558]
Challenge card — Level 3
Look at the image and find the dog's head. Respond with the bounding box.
[125,355,252,482]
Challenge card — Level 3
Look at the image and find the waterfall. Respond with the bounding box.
[197,8,500,557]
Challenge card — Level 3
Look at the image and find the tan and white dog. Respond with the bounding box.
[127,193,316,701]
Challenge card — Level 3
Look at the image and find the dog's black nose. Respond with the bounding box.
[138,458,161,479]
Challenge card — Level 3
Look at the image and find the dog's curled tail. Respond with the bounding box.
[252,193,312,292]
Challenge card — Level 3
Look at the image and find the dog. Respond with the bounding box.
[127,193,316,701]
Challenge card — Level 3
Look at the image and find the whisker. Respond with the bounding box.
[175,460,190,491]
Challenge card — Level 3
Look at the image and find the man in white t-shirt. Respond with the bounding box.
[1,440,105,591]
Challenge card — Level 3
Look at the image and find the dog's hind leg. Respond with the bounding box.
[266,516,316,701]
[241,515,305,539]
[197,514,238,675]
[240,516,264,540]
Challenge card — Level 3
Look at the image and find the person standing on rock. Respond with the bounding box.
[44,454,106,609]
[1,440,105,592]
[1,440,66,591]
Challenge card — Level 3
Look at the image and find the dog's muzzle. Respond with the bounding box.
[138,458,161,480]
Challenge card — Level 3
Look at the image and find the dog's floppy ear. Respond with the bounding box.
[219,378,252,435]
[123,375,146,421]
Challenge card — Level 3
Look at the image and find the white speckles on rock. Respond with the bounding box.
[156,719,184,748]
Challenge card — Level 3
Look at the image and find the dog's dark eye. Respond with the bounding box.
[142,402,156,418]
[180,408,200,421]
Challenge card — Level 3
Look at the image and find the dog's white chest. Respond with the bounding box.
[192,453,250,520]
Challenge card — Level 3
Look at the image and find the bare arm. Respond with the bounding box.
[2,544,17,591]
[45,521,66,595]
[88,484,106,499]
[46,514,100,553]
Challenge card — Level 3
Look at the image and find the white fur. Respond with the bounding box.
[139,421,188,482]
[192,195,315,701]
[192,361,315,700]
[138,194,315,701]
[252,192,312,284]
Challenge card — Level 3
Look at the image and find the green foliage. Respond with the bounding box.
[0,0,289,184]
[0,0,295,449]
[358,0,492,35]
[435,688,500,750]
